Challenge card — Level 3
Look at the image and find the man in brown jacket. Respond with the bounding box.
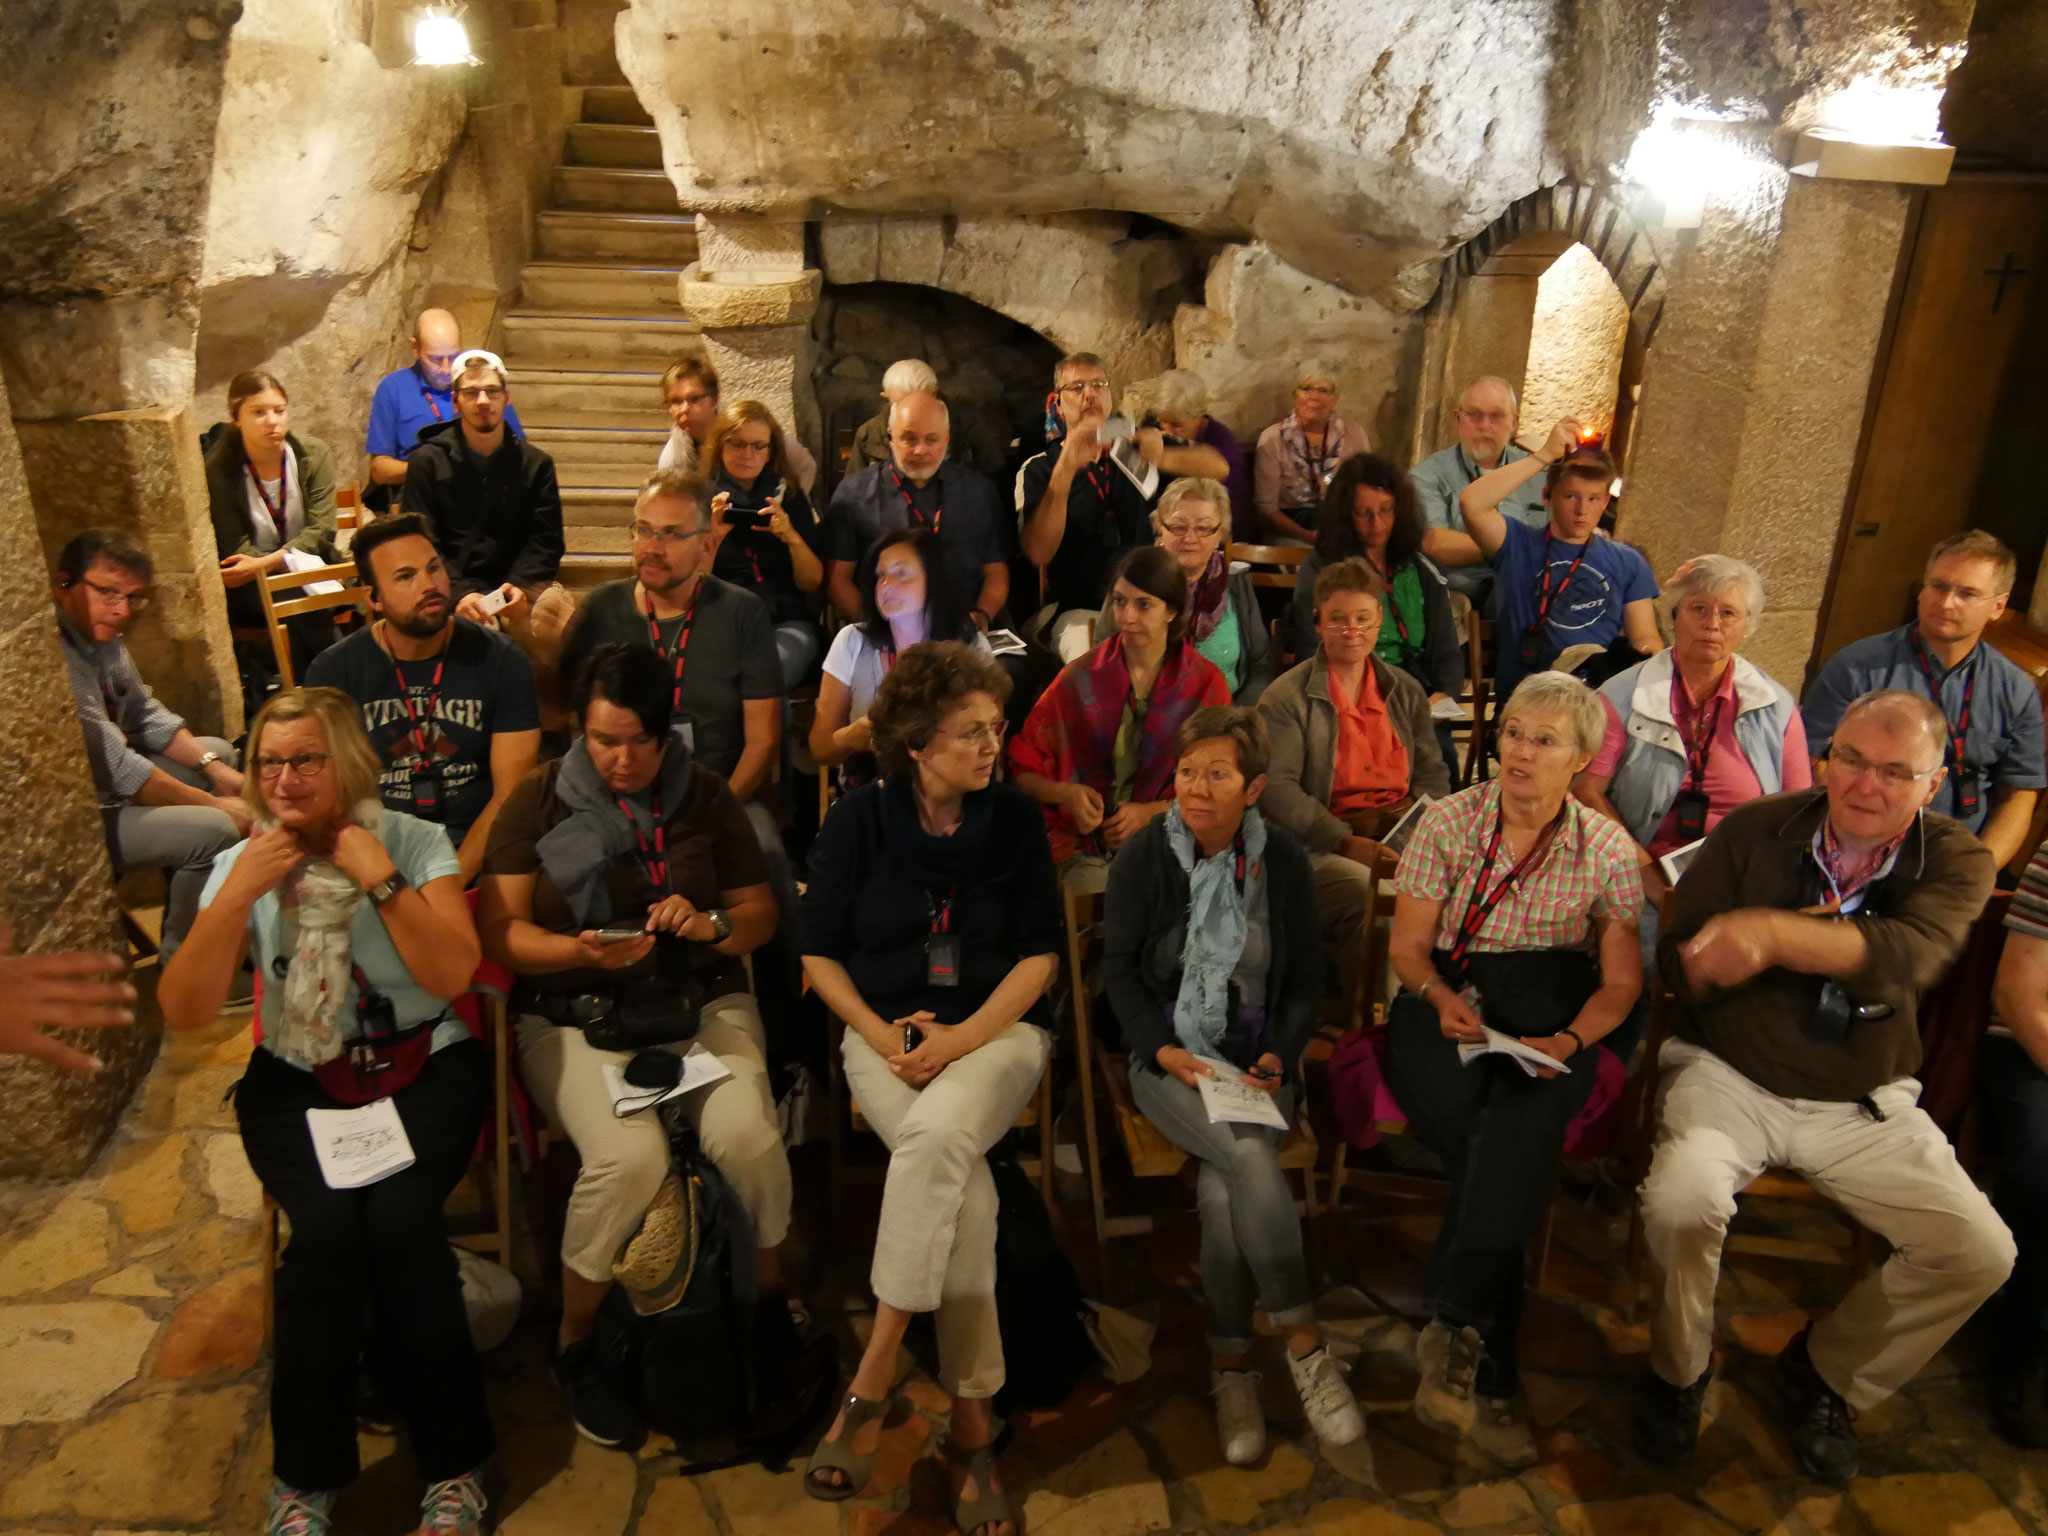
[1632,689,2012,1483]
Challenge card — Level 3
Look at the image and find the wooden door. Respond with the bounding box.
[1813,178,2048,671]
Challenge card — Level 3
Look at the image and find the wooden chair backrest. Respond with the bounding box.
[255,560,363,687]
[1230,541,1308,593]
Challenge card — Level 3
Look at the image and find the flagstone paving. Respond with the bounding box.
[0,989,2040,1535]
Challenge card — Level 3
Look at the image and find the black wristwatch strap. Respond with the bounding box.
[368,870,412,907]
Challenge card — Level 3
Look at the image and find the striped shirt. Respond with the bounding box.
[1994,840,2048,1038]
[1396,779,1643,953]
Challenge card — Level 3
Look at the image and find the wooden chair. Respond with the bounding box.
[1269,616,1295,670]
[254,559,364,687]
[1229,542,1308,596]
[1063,885,1320,1278]
[1460,610,1498,788]
[334,482,363,533]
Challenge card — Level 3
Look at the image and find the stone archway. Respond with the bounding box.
[1413,182,1672,470]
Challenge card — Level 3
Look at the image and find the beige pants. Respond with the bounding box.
[841,1021,1049,1399]
[1640,1037,2014,1409]
[1311,851,1376,1020]
[517,991,793,1283]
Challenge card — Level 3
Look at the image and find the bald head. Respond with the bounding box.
[1453,375,1520,467]
[412,308,463,390]
[888,392,951,485]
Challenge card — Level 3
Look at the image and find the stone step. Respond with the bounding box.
[566,122,663,169]
[581,85,654,126]
[551,165,678,214]
[558,459,650,493]
[513,367,665,417]
[501,308,702,371]
[518,262,683,311]
[516,404,675,434]
[524,424,667,469]
[536,209,698,263]
[560,551,634,591]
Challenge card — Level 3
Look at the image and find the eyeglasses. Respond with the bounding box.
[931,720,1008,748]
[255,752,334,780]
[725,438,773,454]
[1175,764,1245,787]
[1924,577,1998,604]
[1827,744,1942,788]
[1160,521,1222,540]
[1498,721,1575,753]
[1455,408,1512,426]
[1057,379,1111,397]
[84,578,150,611]
[667,391,713,408]
[631,523,708,546]
[455,386,506,402]
[1319,617,1377,634]
[1296,383,1337,397]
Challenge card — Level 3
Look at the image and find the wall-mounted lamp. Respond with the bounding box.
[1790,77,1953,185]
[411,4,478,67]
[1624,109,1760,230]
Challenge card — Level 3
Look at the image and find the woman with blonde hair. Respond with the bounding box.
[701,398,827,686]
[160,687,491,1535]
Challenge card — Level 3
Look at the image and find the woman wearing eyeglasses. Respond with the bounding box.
[800,642,1060,1536]
[701,399,827,688]
[1382,670,1642,1469]
[1098,478,1271,705]
[158,687,494,1536]
[1251,361,1371,544]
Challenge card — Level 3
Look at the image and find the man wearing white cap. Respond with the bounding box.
[401,349,564,626]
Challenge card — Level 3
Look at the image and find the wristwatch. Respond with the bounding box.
[366,871,411,907]
[702,908,733,942]
[195,750,222,771]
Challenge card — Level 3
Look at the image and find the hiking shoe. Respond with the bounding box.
[1211,1368,1266,1465]
[1413,1319,1483,1436]
[1470,1394,1539,1468]
[1288,1346,1365,1446]
[1780,1329,1858,1484]
[1994,1357,2048,1450]
[1633,1363,1713,1463]
[553,1338,644,1451]
[265,1482,336,1536]
[417,1470,488,1533]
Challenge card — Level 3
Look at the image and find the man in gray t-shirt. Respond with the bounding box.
[1411,375,1550,608]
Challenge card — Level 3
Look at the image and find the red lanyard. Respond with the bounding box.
[888,464,942,534]
[1525,532,1593,644]
[247,464,286,544]
[644,589,696,716]
[1908,626,1975,775]
[421,380,444,422]
[1083,457,1115,506]
[383,633,448,766]
[615,781,667,890]
[1448,804,1563,970]
[1671,673,1726,794]
[1816,818,1902,909]
[1365,555,1409,647]
[927,886,959,933]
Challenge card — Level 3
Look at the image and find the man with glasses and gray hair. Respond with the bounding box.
[1411,375,1549,607]
[1802,529,2045,869]
[52,529,249,959]
[1633,686,2010,1484]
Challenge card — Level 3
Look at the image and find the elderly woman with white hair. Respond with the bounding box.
[1099,478,1272,703]
[849,358,943,472]
[1384,670,1643,1468]
[1252,361,1371,544]
[1574,554,1812,913]
[1150,370,1255,544]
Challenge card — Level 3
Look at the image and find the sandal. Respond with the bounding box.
[803,1390,891,1502]
[944,1438,1016,1536]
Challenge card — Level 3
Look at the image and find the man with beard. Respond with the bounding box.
[307,513,542,882]
[366,308,525,498]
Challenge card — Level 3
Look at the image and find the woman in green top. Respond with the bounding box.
[1099,478,1272,705]
[1292,454,1461,705]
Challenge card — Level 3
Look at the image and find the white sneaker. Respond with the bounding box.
[1211,1368,1266,1465]
[1287,1346,1365,1447]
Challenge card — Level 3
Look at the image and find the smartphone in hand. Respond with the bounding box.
[903,1024,924,1054]
[594,927,649,944]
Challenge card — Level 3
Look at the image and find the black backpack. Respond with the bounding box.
[989,1152,1096,1414]
[596,1120,836,1473]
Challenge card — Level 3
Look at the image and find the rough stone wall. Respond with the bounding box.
[1941,0,2048,171]
[0,374,159,1180]
[1522,244,1629,442]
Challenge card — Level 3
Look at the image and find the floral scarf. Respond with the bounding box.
[1186,550,1231,643]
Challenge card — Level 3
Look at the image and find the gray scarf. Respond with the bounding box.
[538,727,696,926]
[1164,803,1267,1058]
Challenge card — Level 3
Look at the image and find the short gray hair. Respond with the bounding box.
[1151,477,1229,537]
[881,358,938,397]
[1461,374,1519,414]
[1295,359,1338,391]
[1501,670,1606,759]
[1837,689,1949,768]
[636,467,710,528]
[1151,369,1209,420]
[1665,554,1764,626]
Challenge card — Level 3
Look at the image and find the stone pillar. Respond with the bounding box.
[14,407,240,738]
[1619,167,1913,688]
[679,216,822,457]
[0,373,160,1178]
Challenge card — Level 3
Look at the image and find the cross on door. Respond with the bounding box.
[1985,251,2030,314]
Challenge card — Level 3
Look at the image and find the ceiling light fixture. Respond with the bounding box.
[411,4,478,67]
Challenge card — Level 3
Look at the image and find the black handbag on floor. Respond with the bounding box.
[990,1152,1095,1414]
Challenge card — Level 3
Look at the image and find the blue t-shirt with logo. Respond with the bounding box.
[366,364,523,461]
[1493,517,1658,694]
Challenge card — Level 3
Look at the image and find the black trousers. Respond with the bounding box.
[1982,1033,2048,1359]
[235,1040,495,1492]
[1383,994,1595,1396]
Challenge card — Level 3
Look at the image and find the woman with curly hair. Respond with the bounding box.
[799,641,1061,1536]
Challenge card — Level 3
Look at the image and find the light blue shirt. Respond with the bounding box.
[199,811,467,1069]
[1409,442,1550,602]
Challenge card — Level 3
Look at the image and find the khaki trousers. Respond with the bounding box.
[517,990,793,1282]
[1311,852,1376,1021]
[841,1022,1048,1399]
[1640,1038,2014,1410]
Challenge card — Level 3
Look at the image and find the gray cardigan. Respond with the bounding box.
[1099,568,1273,705]
[1255,652,1452,854]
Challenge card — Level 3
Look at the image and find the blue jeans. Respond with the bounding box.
[1129,1062,1314,1354]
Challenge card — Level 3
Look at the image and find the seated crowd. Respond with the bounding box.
[27,324,2045,1536]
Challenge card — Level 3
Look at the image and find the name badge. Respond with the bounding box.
[926,934,961,988]
[1670,788,1710,844]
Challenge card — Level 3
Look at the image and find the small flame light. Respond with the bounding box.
[412,6,478,67]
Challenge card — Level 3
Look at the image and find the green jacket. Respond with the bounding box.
[203,429,339,562]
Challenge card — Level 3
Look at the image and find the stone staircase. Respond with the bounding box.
[504,85,704,591]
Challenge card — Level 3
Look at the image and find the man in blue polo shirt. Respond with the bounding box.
[1456,416,1662,699]
[366,308,523,499]
[1412,375,1551,608]
[1804,529,2045,868]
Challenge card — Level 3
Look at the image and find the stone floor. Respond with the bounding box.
[2,992,2045,1536]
